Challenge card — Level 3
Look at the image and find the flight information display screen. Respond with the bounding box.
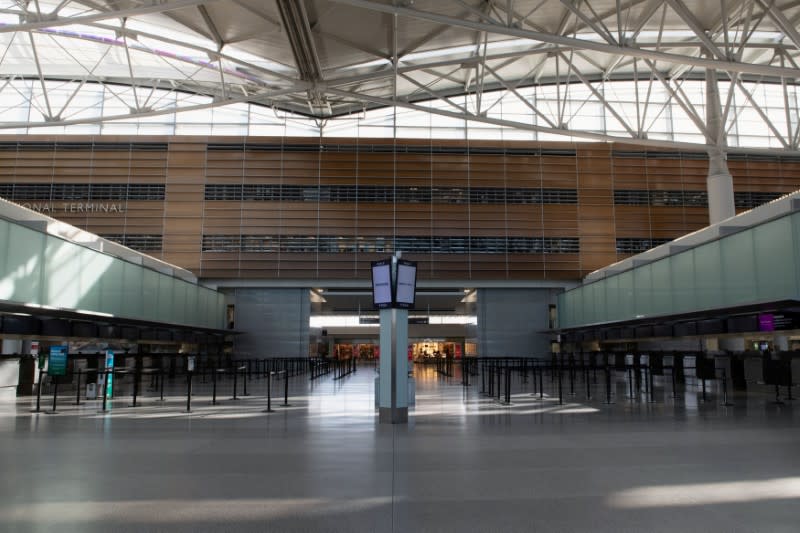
[371,260,393,308]
[395,259,417,309]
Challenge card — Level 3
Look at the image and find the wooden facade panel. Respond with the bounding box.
[3,136,799,282]
[163,252,200,271]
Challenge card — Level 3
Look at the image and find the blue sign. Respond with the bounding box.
[105,349,114,398]
[48,345,68,376]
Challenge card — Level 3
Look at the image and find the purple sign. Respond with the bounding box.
[758,314,775,332]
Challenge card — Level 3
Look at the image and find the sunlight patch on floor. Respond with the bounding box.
[608,477,800,508]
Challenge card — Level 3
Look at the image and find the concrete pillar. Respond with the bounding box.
[704,337,720,352]
[1,339,22,354]
[706,69,735,224]
[774,335,789,352]
[378,307,408,424]
[720,337,746,353]
[0,340,23,401]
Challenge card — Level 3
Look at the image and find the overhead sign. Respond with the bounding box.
[395,259,417,309]
[759,313,797,332]
[371,259,393,309]
[48,345,68,376]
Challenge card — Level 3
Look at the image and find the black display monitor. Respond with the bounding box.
[371,259,393,309]
[395,259,417,309]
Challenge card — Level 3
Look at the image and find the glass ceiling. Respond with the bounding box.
[0,0,798,152]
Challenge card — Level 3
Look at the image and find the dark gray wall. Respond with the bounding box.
[477,288,560,357]
[231,288,310,357]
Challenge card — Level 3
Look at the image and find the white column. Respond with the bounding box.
[378,307,393,410]
[378,307,409,424]
[0,340,23,401]
[774,335,789,352]
[706,69,735,224]
[1,339,22,354]
[394,308,408,416]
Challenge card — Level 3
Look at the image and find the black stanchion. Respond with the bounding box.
[264,371,275,413]
[130,367,140,408]
[186,371,193,413]
[585,364,591,400]
[242,366,249,396]
[496,363,501,401]
[648,366,656,403]
[75,370,82,406]
[51,379,59,413]
[232,365,239,400]
[604,366,613,404]
[35,371,43,413]
[282,370,290,407]
[101,371,108,412]
[212,367,218,405]
[505,367,511,404]
[538,363,544,400]
[159,364,165,402]
[627,367,634,400]
[558,361,563,405]
[671,366,677,399]
[721,368,733,407]
[569,357,576,396]
[772,381,784,405]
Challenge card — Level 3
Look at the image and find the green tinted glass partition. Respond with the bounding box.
[0,217,225,329]
[558,211,800,329]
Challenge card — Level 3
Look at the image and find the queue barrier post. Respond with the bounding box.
[75,370,82,406]
[496,363,501,401]
[51,378,59,413]
[721,367,733,407]
[627,367,634,400]
[212,366,218,405]
[538,362,544,400]
[35,371,43,413]
[264,371,275,413]
[232,364,239,400]
[131,367,140,408]
[569,357,576,396]
[282,370,290,407]
[505,366,511,404]
[585,363,591,400]
[101,371,109,413]
[186,370,193,413]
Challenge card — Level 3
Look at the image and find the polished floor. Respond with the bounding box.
[1,364,799,532]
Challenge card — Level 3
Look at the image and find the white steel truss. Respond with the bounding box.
[0,0,799,153]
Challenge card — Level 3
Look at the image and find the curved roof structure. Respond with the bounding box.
[2,0,800,151]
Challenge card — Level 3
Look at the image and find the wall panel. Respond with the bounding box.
[2,137,800,284]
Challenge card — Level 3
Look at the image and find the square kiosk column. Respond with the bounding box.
[379,307,408,423]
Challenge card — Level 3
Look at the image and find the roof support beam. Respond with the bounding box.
[323,85,793,155]
[1,0,210,33]
[557,51,637,137]
[329,0,800,79]
[756,0,800,53]
[663,0,727,60]
[558,0,617,45]
[734,77,791,148]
